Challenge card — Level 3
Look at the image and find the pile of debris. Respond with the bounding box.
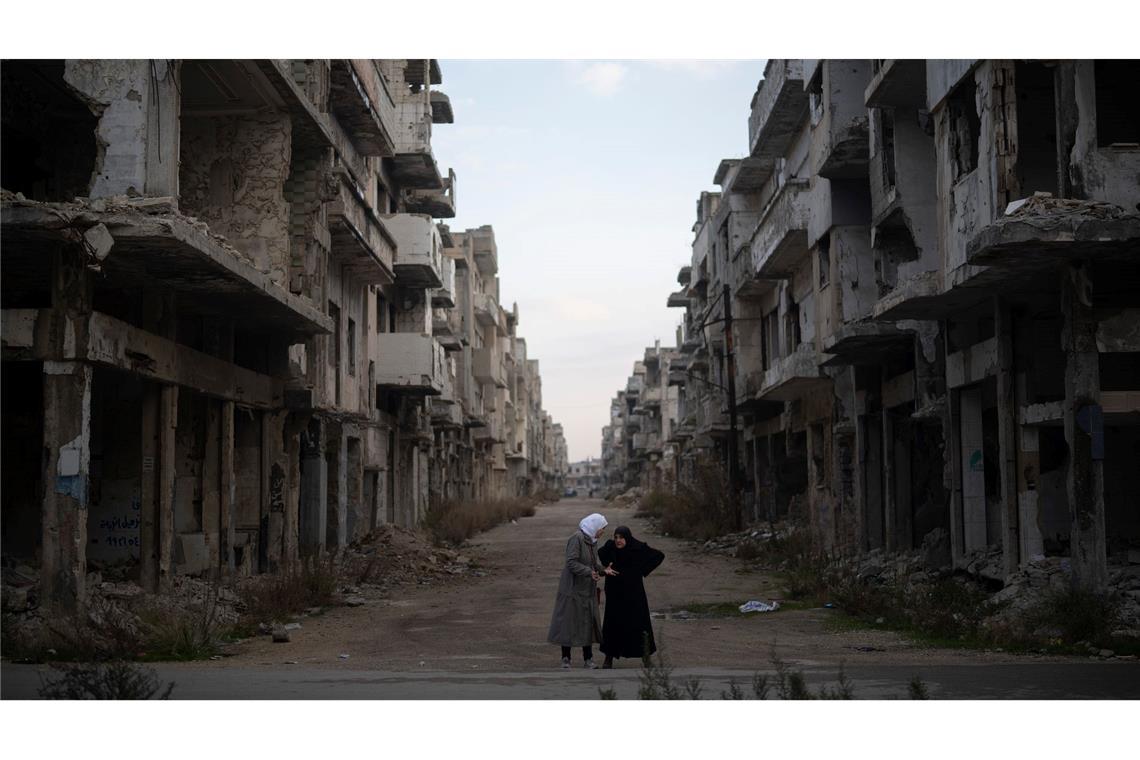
[1004,192,1131,220]
[341,523,483,591]
[606,486,645,507]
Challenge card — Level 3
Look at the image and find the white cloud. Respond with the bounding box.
[644,60,743,79]
[570,61,631,97]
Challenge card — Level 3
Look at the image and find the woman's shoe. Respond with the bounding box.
[583,659,598,669]
[561,657,571,669]
[602,656,614,669]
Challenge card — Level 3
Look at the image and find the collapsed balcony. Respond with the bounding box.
[327,167,397,284]
[383,213,444,288]
[756,348,829,402]
[402,167,457,219]
[748,59,809,160]
[328,59,397,156]
[373,333,447,395]
[474,291,501,329]
[473,345,507,388]
[1,197,331,341]
[752,178,812,281]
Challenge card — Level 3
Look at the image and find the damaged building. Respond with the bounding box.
[609,59,1140,593]
[1,59,568,611]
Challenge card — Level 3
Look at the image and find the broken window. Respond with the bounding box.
[785,298,802,353]
[947,79,981,182]
[808,69,824,127]
[817,236,831,289]
[761,308,779,369]
[1,61,98,202]
[1013,62,1058,199]
[347,317,356,376]
[874,108,897,191]
[1094,60,1140,147]
[811,423,826,487]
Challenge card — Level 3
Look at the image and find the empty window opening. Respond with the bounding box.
[1095,60,1140,147]
[818,236,831,289]
[376,294,388,333]
[875,108,897,190]
[872,214,919,298]
[785,298,802,352]
[1014,62,1058,197]
[347,317,356,376]
[810,423,826,487]
[1,61,98,202]
[947,79,981,181]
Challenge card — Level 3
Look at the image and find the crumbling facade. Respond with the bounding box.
[610,59,1140,592]
[1,59,567,610]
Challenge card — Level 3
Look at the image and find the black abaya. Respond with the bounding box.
[598,527,665,659]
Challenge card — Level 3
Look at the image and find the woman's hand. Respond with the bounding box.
[604,563,619,577]
[591,570,601,581]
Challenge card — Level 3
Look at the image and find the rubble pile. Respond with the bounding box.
[342,523,482,590]
[606,486,645,506]
[1005,192,1131,220]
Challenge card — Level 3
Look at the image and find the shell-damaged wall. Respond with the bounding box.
[179,112,293,288]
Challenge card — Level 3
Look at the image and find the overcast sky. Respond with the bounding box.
[432,60,764,462]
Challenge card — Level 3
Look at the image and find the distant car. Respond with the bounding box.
[563,487,577,498]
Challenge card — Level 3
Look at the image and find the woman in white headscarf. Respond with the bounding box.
[546,512,617,669]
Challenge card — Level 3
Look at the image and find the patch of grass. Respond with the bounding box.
[136,586,227,661]
[1025,587,1122,646]
[240,556,339,626]
[38,661,175,700]
[424,497,539,546]
[636,463,739,540]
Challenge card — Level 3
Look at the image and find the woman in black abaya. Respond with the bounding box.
[597,525,665,668]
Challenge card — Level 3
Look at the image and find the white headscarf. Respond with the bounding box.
[579,513,608,544]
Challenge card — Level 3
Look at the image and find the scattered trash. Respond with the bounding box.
[739,600,780,614]
[271,625,290,643]
[510,519,518,525]
[710,626,721,631]
[343,596,367,607]
[283,622,302,631]
[419,660,426,666]
[823,602,835,609]
[338,653,350,660]
[851,645,886,653]
[209,655,223,661]
[875,617,885,624]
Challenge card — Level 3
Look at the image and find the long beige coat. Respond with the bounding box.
[546,531,603,647]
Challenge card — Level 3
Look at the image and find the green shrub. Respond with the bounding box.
[424,497,540,546]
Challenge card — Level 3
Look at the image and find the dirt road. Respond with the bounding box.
[149,496,1140,672]
[5,497,1138,698]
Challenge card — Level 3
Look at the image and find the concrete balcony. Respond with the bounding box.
[327,168,396,284]
[865,60,927,109]
[473,229,498,276]
[473,345,507,388]
[430,91,454,124]
[757,348,829,402]
[625,413,643,432]
[430,398,464,430]
[432,257,456,309]
[431,307,463,352]
[402,167,457,219]
[474,291,500,328]
[626,376,644,396]
[812,61,872,180]
[328,60,397,156]
[641,386,663,408]
[374,333,447,395]
[752,178,811,280]
[472,413,505,443]
[678,265,692,286]
[748,60,809,161]
[667,290,689,308]
[696,395,730,435]
[390,92,443,190]
[383,214,443,288]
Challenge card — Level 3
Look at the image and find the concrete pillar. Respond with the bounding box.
[41,361,93,612]
[202,400,221,573]
[283,414,305,572]
[140,385,159,591]
[943,325,966,566]
[881,367,896,553]
[220,400,236,575]
[959,387,987,553]
[299,416,327,557]
[1061,264,1107,591]
[263,410,288,573]
[1018,426,1045,561]
[157,385,178,591]
[995,297,1020,577]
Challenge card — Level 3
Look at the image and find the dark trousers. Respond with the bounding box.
[561,646,593,660]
